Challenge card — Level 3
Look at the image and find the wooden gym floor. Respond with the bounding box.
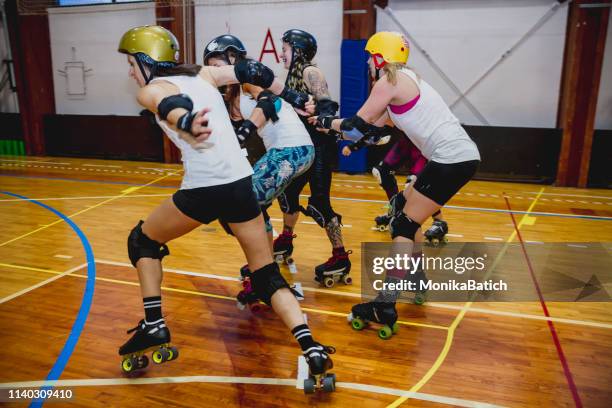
[0,156,610,407]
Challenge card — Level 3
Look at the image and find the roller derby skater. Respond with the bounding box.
[274,29,352,288]
[117,26,336,386]
[315,31,479,335]
[203,34,314,281]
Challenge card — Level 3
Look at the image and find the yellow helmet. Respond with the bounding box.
[118,25,180,64]
[365,32,409,68]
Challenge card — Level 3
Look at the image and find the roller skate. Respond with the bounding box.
[374,214,391,232]
[347,301,398,340]
[273,231,298,273]
[119,319,178,374]
[314,248,352,288]
[424,220,448,246]
[303,343,336,394]
[236,266,269,313]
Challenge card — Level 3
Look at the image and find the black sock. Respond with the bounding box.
[292,324,317,353]
[143,296,163,324]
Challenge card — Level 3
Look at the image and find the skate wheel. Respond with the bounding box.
[250,303,263,313]
[378,325,393,340]
[322,374,335,392]
[274,255,284,263]
[342,275,352,285]
[236,301,246,311]
[323,277,335,288]
[351,317,365,331]
[136,355,149,369]
[304,377,316,394]
[152,348,170,364]
[377,225,387,232]
[414,293,426,305]
[392,322,399,334]
[168,346,179,361]
[121,357,135,373]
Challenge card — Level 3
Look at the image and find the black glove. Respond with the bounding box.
[279,86,309,110]
[236,119,258,146]
[316,115,337,130]
[177,111,197,134]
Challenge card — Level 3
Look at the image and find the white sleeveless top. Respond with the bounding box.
[387,68,480,164]
[151,75,253,189]
[239,94,312,151]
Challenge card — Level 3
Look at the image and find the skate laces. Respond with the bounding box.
[325,249,352,266]
[277,232,296,244]
[126,320,146,334]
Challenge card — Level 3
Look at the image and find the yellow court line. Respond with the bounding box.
[0,170,182,248]
[0,261,447,330]
[386,187,545,408]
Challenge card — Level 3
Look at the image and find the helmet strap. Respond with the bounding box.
[135,55,155,85]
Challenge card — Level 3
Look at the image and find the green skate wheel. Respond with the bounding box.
[304,377,316,394]
[322,374,335,392]
[414,293,426,305]
[323,277,335,288]
[378,325,393,340]
[121,357,134,373]
[351,317,365,331]
[392,322,399,334]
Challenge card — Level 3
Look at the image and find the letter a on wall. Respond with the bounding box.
[259,28,279,63]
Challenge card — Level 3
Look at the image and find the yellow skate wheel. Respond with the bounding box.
[378,325,393,340]
[121,357,134,373]
[152,348,170,364]
[351,317,365,331]
[392,322,399,334]
[168,346,179,361]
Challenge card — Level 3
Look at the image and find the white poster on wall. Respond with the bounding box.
[195,0,343,102]
[48,3,156,115]
[377,0,569,128]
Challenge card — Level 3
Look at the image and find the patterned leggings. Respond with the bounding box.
[252,145,315,207]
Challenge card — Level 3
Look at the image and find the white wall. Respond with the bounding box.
[0,10,18,113]
[377,0,568,128]
[195,0,342,101]
[48,3,155,115]
[595,8,612,130]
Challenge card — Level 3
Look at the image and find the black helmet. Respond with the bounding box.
[282,29,317,61]
[203,34,247,64]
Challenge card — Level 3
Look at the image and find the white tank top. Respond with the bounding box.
[151,75,253,189]
[387,68,480,164]
[239,94,312,151]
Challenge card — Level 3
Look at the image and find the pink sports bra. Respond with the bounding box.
[389,93,420,114]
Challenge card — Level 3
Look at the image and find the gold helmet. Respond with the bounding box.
[365,31,409,68]
[118,25,180,64]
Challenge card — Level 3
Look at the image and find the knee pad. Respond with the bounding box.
[389,212,421,241]
[389,192,407,217]
[300,196,339,228]
[250,262,290,305]
[278,192,300,214]
[127,220,170,267]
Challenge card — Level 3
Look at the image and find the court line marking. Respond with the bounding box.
[0,377,504,408]
[92,259,612,330]
[386,187,546,408]
[0,171,182,248]
[0,261,446,331]
[0,263,87,305]
[0,173,609,221]
[504,197,582,407]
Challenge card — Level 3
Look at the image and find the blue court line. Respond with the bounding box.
[1,173,610,222]
[1,191,96,408]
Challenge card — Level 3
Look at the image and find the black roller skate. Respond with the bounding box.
[347,302,398,340]
[273,231,298,273]
[424,220,448,246]
[236,265,269,313]
[119,319,178,374]
[303,343,336,394]
[314,248,352,288]
[374,214,391,232]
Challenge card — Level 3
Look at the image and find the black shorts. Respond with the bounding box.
[172,176,261,224]
[413,160,479,206]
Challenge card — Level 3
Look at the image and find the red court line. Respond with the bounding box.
[503,196,582,408]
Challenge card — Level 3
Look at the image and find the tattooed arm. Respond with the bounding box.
[303,66,331,101]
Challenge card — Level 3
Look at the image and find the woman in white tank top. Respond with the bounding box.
[203,35,314,257]
[315,31,480,330]
[116,26,336,380]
